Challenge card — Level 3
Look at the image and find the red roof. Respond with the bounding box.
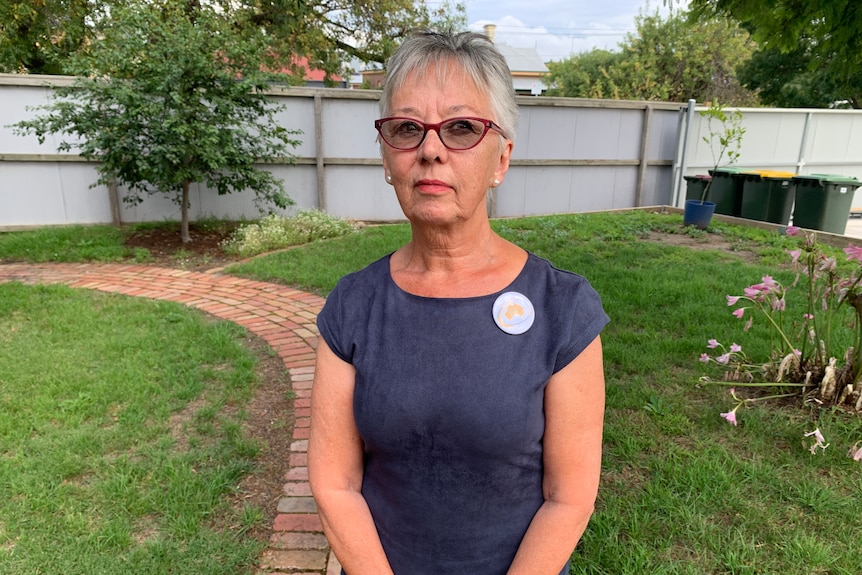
[284,56,343,83]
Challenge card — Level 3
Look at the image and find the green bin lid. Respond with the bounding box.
[709,167,746,176]
[808,173,861,186]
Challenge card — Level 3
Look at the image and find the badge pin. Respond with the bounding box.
[492,291,535,335]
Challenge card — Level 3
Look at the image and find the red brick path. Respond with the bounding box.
[0,263,342,575]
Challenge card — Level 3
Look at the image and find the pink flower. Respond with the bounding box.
[743,317,753,332]
[788,249,802,263]
[716,353,730,365]
[730,343,741,353]
[804,428,829,454]
[803,313,814,320]
[720,409,738,426]
[744,286,760,298]
[844,245,862,262]
[707,339,720,348]
[848,443,862,461]
[794,349,801,356]
[699,353,710,363]
[732,308,745,319]
[726,295,741,306]
[819,257,836,272]
[785,226,800,236]
[772,297,786,312]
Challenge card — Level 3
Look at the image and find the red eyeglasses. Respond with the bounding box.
[374,117,506,151]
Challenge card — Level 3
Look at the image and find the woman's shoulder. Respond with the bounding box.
[331,253,392,292]
[523,252,597,291]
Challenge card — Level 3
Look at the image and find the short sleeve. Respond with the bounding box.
[546,265,609,373]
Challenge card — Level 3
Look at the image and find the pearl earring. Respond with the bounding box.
[492,179,500,187]
[386,175,392,183]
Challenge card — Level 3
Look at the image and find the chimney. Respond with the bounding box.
[483,24,496,43]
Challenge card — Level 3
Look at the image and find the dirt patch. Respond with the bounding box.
[645,230,762,264]
[123,222,241,271]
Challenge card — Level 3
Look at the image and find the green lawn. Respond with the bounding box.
[227,210,862,574]
[3,209,862,574]
[0,284,271,574]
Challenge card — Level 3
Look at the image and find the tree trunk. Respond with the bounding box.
[181,179,191,244]
[108,177,122,227]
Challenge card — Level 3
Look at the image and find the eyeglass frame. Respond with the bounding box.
[374,116,508,151]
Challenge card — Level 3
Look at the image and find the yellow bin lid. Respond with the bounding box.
[756,170,796,180]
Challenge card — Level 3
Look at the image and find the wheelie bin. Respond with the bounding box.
[707,167,746,217]
[684,175,712,203]
[791,174,861,235]
[739,170,796,225]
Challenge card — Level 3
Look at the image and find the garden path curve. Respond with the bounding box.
[0,262,341,575]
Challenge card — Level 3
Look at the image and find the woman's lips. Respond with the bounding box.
[416,179,451,194]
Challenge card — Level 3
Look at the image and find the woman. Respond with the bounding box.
[308,30,609,575]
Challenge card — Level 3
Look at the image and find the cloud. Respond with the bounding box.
[466,0,690,62]
[469,15,629,62]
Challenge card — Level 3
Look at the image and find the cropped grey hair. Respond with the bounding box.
[379,30,519,140]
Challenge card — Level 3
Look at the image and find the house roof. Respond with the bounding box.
[266,56,343,82]
[495,43,549,74]
[292,56,343,82]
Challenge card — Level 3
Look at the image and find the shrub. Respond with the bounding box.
[221,211,357,258]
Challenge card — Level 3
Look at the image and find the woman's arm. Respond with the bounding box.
[308,339,395,575]
[507,335,606,575]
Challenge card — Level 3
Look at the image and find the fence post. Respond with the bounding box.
[636,104,654,207]
[314,93,326,213]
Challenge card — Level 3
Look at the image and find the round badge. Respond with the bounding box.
[492,291,535,335]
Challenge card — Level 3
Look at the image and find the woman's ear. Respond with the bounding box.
[493,138,514,186]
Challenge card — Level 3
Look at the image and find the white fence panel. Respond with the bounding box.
[6,74,862,230]
[675,104,862,210]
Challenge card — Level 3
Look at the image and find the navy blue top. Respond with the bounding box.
[317,252,609,575]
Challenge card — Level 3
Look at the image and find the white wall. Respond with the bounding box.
[7,75,862,229]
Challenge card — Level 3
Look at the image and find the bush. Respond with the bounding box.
[221,211,357,258]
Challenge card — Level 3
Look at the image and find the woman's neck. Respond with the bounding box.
[390,223,527,298]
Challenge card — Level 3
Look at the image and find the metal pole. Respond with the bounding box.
[672,99,697,207]
[796,111,812,174]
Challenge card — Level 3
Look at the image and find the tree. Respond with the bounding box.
[545,49,622,99]
[546,9,757,105]
[737,48,858,109]
[0,0,467,78]
[0,0,99,74]
[683,0,862,108]
[607,9,757,104]
[226,0,467,82]
[14,0,301,243]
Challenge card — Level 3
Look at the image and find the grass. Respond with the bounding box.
[3,209,862,573]
[0,284,268,574]
[0,224,145,262]
[226,210,862,574]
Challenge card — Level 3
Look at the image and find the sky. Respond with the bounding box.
[463,0,686,62]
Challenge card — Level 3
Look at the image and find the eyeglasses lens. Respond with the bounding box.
[379,118,488,150]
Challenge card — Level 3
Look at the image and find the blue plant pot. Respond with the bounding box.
[683,199,716,229]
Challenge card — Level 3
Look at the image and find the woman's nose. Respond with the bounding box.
[418,127,447,160]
